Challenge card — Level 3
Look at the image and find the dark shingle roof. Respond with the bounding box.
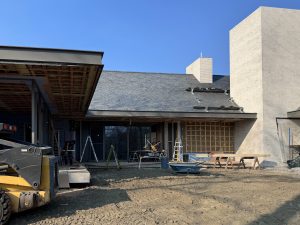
[88,71,245,114]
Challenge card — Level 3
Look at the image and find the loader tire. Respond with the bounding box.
[0,190,11,225]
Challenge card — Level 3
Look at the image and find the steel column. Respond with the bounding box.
[38,101,44,145]
[164,122,169,156]
[31,88,37,144]
[177,121,182,142]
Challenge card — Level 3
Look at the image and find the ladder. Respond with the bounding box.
[172,140,183,162]
[80,136,99,163]
[106,145,121,169]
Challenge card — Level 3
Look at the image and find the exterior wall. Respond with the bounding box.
[186,57,213,83]
[230,8,264,155]
[261,7,300,162]
[231,7,300,164]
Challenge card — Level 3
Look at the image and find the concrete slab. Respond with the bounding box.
[59,165,91,186]
[58,170,70,189]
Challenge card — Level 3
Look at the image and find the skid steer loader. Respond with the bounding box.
[0,124,58,224]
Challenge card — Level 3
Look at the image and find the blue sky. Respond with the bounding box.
[1,0,300,75]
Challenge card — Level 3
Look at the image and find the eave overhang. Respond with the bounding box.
[0,46,104,119]
[86,110,257,120]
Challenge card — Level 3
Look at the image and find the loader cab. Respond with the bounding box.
[0,121,59,203]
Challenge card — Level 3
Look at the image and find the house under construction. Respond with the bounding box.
[1,6,300,165]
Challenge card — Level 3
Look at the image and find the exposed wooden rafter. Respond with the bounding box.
[0,62,103,118]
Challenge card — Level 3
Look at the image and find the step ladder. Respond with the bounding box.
[80,136,99,163]
[106,145,121,169]
[172,140,183,162]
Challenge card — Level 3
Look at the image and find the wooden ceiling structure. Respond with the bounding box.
[0,46,103,119]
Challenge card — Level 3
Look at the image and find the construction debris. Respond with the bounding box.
[186,87,230,94]
[193,105,241,111]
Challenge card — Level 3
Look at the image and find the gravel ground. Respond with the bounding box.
[9,168,300,225]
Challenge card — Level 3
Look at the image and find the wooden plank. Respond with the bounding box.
[212,153,270,158]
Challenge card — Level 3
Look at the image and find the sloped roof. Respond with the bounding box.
[88,71,255,119]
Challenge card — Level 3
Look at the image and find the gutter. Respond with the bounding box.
[86,110,257,119]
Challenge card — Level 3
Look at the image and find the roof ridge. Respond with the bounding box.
[103,70,186,76]
[103,70,229,77]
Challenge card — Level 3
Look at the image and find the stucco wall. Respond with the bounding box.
[186,58,213,83]
[230,8,263,155]
[261,7,300,162]
[230,7,300,164]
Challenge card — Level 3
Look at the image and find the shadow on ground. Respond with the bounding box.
[247,194,300,225]
[9,168,300,225]
[9,188,130,225]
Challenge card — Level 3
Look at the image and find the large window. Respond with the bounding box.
[104,126,152,161]
[105,126,128,160]
[183,121,234,153]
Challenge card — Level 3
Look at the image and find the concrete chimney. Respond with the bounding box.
[186,57,213,83]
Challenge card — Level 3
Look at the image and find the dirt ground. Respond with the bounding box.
[9,167,300,225]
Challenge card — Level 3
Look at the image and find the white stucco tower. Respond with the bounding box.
[230,7,300,164]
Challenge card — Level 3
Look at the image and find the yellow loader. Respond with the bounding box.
[0,138,58,225]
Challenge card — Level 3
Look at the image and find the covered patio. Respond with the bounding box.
[81,110,256,162]
[0,46,103,156]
